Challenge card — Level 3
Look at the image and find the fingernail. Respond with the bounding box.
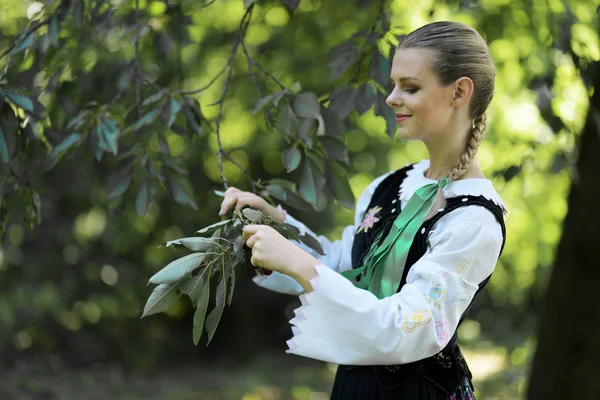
[219,209,224,216]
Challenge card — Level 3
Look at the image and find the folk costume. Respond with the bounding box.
[253,160,507,399]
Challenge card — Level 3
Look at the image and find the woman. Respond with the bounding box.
[220,21,507,399]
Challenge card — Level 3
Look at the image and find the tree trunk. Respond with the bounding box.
[527,66,600,398]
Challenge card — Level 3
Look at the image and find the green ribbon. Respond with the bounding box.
[340,177,450,299]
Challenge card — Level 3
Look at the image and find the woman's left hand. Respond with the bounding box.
[242,224,319,279]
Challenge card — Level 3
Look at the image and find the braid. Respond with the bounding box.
[423,114,488,221]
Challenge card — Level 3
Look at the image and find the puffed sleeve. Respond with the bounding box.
[284,206,503,365]
[252,171,394,295]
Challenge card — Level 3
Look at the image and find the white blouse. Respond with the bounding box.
[252,159,507,365]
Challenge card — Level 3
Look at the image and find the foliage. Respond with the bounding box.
[0,0,598,398]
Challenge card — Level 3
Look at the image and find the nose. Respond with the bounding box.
[386,87,401,108]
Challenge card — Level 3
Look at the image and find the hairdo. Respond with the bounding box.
[397,21,495,220]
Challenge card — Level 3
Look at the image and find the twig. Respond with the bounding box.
[219,149,257,192]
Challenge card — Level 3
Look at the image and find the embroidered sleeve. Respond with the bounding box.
[285,210,503,365]
[253,171,394,295]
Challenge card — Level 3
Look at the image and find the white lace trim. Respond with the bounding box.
[399,160,508,215]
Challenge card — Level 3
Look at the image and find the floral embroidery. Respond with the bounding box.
[401,309,432,332]
[357,205,383,234]
[435,320,449,346]
[445,292,471,305]
[452,260,471,276]
[424,282,446,309]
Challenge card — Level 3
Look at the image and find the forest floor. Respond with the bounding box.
[0,350,524,400]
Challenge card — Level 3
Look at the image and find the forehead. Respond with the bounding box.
[390,48,438,80]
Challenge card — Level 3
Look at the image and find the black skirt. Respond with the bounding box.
[331,364,475,400]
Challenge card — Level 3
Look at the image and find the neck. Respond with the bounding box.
[422,120,474,180]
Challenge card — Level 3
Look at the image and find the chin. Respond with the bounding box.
[395,127,419,140]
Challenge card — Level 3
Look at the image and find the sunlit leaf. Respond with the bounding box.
[282,147,302,172]
[43,133,82,171]
[252,93,275,114]
[134,108,162,131]
[141,279,183,318]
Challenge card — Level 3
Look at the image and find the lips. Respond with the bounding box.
[396,114,411,123]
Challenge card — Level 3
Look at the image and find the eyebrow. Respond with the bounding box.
[391,76,422,82]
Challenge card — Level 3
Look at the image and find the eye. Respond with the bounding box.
[404,87,418,94]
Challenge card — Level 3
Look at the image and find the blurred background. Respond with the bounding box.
[0,0,598,399]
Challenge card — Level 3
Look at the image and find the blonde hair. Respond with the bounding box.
[397,21,495,220]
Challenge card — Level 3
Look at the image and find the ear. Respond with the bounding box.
[451,77,474,107]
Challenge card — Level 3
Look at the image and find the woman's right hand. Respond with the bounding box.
[219,187,286,223]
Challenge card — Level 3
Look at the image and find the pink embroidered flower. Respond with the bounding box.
[357,206,383,234]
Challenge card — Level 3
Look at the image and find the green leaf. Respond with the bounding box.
[165,237,217,252]
[205,267,227,345]
[298,157,326,206]
[166,175,197,209]
[354,83,376,116]
[214,190,225,197]
[106,161,133,199]
[283,0,300,11]
[99,117,120,155]
[141,280,182,318]
[225,259,235,306]
[321,107,343,138]
[149,252,208,285]
[49,16,59,47]
[181,274,203,303]
[277,104,299,136]
[369,51,391,87]
[134,108,162,131]
[66,110,90,131]
[167,98,181,128]
[14,32,34,54]
[243,0,255,9]
[328,86,356,119]
[192,275,210,345]
[0,124,9,162]
[252,94,274,115]
[73,0,84,27]
[136,179,151,216]
[43,133,82,171]
[142,89,167,107]
[281,223,325,255]
[318,136,348,165]
[6,93,34,113]
[374,93,396,139]
[325,160,355,210]
[242,208,263,223]
[264,184,312,211]
[196,220,231,235]
[298,118,314,149]
[326,42,357,81]
[293,92,321,119]
[282,147,302,173]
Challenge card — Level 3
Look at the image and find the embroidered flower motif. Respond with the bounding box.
[357,205,383,234]
[424,283,446,309]
[401,309,432,332]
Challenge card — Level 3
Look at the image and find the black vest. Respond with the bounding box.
[340,164,507,394]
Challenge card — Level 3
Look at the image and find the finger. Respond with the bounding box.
[242,224,259,241]
[220,192,241,215]
[233,194,258,212]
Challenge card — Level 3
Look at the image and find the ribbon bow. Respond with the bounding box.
[340,177,450,299]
